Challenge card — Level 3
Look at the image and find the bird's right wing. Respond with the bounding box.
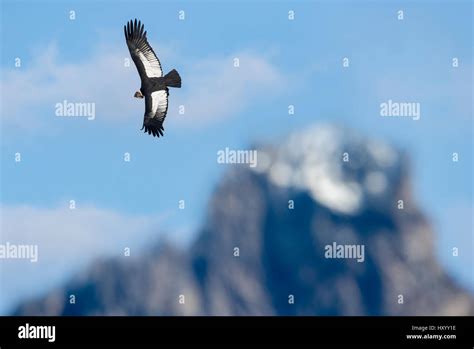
[142,89,169,137]
[124,19,163,81]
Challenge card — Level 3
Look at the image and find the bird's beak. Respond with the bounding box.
[134,91,144,99]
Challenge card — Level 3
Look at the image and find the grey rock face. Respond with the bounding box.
[14,126,474,316]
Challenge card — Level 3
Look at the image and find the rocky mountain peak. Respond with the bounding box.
[14,126,474,316]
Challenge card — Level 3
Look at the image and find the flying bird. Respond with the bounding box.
[124,19,181,137]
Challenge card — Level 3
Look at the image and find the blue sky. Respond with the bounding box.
[0,0,472,313]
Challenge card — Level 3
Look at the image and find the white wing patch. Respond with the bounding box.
[151,90,168,117]
[136,50,162,78]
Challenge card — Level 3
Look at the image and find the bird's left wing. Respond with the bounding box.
[124,19,163,80]
[142,89,169,137]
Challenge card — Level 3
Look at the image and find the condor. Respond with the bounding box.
[124,19,181,138]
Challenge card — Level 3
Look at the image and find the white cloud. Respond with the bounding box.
[0,44,283,132]
[0,204,166,314]
[170,52,283,126]
[1,43,140,130]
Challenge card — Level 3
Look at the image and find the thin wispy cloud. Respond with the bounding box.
[0,204,167,314]
[170,52,284,126]
[1,43,284,133]
[0,43,138,130]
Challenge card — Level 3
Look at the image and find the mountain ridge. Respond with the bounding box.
[14,125,474,316]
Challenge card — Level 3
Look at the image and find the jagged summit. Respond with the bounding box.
[253,124,404,215]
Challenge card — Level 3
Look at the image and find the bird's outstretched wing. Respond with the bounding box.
[124,19,163,80]
[142,89,169,137]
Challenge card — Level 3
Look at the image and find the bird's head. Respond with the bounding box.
[134,90,144,99]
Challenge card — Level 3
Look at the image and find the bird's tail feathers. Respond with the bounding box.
[164,69,181,88]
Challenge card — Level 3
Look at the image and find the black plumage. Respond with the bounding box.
[124,19,181,138]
